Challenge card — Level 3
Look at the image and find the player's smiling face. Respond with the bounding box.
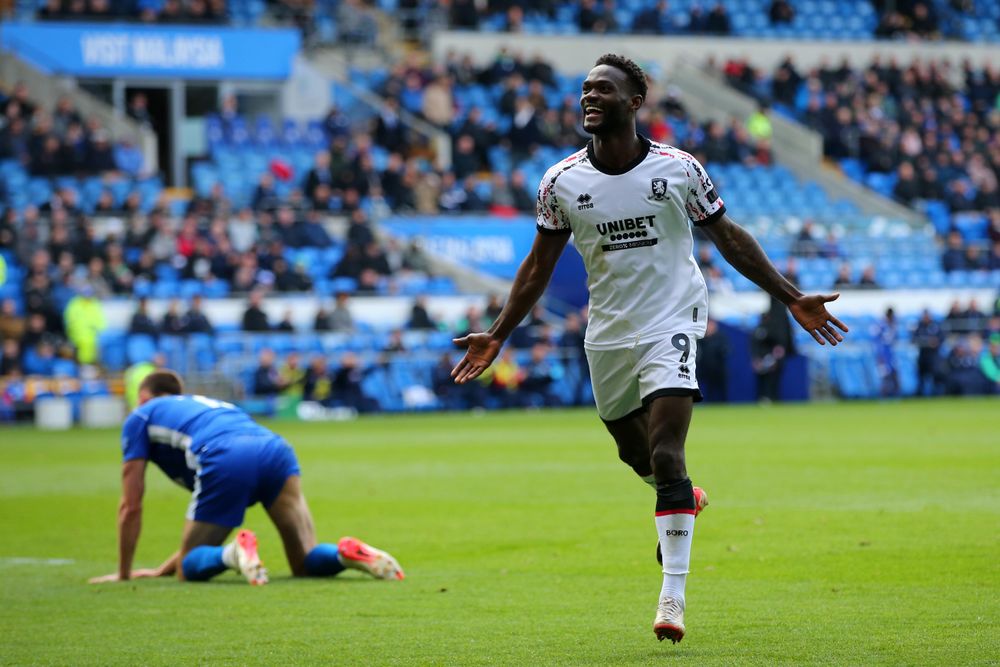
[580,65,640,135]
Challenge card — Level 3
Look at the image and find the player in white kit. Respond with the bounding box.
[452,54,848,643]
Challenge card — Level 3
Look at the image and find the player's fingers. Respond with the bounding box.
[455,364,483,384]
[451,357,469,378]
[809,328,826,346]
[822,293,840,303]
[452,336,469,348]
[819,325,840,345]
[829,313,849,332]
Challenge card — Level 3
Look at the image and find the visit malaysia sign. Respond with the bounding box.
[0,22,300,79]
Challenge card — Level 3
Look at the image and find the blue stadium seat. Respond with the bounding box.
[126,334,157,365]
[99,332,128,371]
[51,358,78,378]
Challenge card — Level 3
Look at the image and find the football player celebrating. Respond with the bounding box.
[89,370,403,586]
[452,54,847,643]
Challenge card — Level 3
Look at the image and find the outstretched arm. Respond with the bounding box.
[89,458,147,583]
[452,231,570,383]
[701,214,848,346]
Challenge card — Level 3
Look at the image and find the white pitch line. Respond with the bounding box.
[0,557,75,567]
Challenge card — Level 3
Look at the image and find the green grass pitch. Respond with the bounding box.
[1,399,997,666]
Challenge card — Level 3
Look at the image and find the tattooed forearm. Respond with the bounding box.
[702,215,802,305]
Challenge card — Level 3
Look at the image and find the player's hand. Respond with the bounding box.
[88,573,123,584]
[451,333,503,384]
[130,568,162,578]
[789,293,849,346]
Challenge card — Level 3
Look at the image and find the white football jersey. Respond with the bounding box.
[536,137,726,350]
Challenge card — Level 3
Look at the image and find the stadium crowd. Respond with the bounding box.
[875,297,1000,397]
[213,48,773,219]
[719,54,1000,273]
[439,0,980,40]
[0,85,143,178]
[36,0,229,23]
[30,0,380,47]
[2,45,998,414]
[244,300,593,412]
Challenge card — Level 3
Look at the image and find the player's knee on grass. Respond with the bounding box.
[181,546,228,581]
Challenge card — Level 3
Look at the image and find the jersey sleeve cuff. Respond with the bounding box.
[536,224,572,235]
[692,205,726,227]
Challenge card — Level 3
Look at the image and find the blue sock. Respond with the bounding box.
[304,543,346,577]
[182,546,228,581]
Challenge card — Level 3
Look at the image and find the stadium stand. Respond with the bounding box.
[192,51,777,214]
[438,0,1000,42]
[1,3,999,421]
[716,54,1000,283]
[24,0,380,45]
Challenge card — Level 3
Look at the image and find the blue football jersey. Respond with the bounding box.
[121,395,276,490]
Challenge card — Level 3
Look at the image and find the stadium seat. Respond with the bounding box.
[126,335,158,365]
[99,332,128,371]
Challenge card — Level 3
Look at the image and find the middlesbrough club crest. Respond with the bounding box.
[651,178,669,201]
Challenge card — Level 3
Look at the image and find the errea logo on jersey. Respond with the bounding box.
[577,193,594,210]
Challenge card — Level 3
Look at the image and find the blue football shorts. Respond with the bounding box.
[186,435,301,528]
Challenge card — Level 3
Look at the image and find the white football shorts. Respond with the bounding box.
[585,333,703,421]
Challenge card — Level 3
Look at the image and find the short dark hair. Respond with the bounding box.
[595,53,648,101]
[139,369,184,397]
